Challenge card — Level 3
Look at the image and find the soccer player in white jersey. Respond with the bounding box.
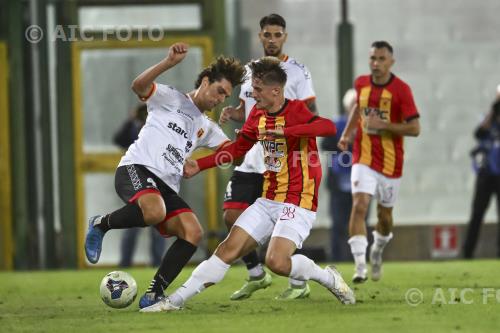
[219,13,318,300]
[84,43,245,309]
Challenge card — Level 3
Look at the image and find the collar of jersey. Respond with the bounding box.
[266,99,289,117]
[186,93,203,114]
[370,73,395,87]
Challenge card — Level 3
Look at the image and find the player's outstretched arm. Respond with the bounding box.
[131,43,188,99]
[269,116,336,138]
[193,134,256,172]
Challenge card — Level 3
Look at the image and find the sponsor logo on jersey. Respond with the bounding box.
[262,141,285,155]
[197,128,205,138]
[262,141,285,172]
[185,140,193,153]
[168,122,189,139]
[362,107,388,135]
[162,144,184,172]
[363,107,388,120]
[176,109,194,121]
[289,59,311,79]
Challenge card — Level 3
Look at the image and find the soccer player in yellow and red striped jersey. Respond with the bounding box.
[137,57,355,313]
[219,14,318,300]
[338,41,420,283]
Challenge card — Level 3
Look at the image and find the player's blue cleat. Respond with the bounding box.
[139,296,180,313]
[84,215,105,264]
[139,292,166,309]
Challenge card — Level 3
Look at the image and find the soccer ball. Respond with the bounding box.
[99,271,138,309]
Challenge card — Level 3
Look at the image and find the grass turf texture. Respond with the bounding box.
[1,260,500,333]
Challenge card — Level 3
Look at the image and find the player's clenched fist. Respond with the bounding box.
[219,106,236,125]
[337,135,350,151]
[183,159,200,179]
[166,43,189,66]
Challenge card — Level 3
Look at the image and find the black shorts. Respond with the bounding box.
[115,164,192,237]
[223,171,264,210]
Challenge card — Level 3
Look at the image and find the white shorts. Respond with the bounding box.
[234,198,315,249]
[351,163,401,208]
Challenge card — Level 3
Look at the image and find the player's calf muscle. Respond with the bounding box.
[214,242,240,263]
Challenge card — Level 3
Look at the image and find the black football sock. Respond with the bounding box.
[242,250,260,270]
[147,238,197,296]
[96,204,147,233]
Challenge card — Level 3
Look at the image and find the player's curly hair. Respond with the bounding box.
[249,56,287,87]
[194,56,246,89]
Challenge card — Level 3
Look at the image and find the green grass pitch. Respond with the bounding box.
[1,260,500,332]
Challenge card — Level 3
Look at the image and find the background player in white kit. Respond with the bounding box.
[84,43,245,309]
[219,14,319,300]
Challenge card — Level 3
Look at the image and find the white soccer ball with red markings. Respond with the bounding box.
[99,271,137,309]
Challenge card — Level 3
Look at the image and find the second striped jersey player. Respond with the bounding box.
[339,41,420,283]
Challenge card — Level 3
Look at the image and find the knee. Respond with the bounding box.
[182,223,203,245]
[141,205,166,225]
[265,253,290,276]
[352,203,368,218]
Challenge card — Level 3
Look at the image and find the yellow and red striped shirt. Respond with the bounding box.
[197,100,336,212]
[353,74,419,178]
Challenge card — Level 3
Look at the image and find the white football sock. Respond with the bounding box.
[372,230,393,252]
[169,255,230,307]
[348,235,368,272]
[290,254,332,287]
[248,264,265,279]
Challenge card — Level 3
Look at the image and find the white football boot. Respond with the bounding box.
[324,265,356,304]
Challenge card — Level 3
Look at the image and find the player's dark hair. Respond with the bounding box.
[259,13,286,29]
[194,56,246,89]
[249,56,287,87]
[371,41,394,54]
